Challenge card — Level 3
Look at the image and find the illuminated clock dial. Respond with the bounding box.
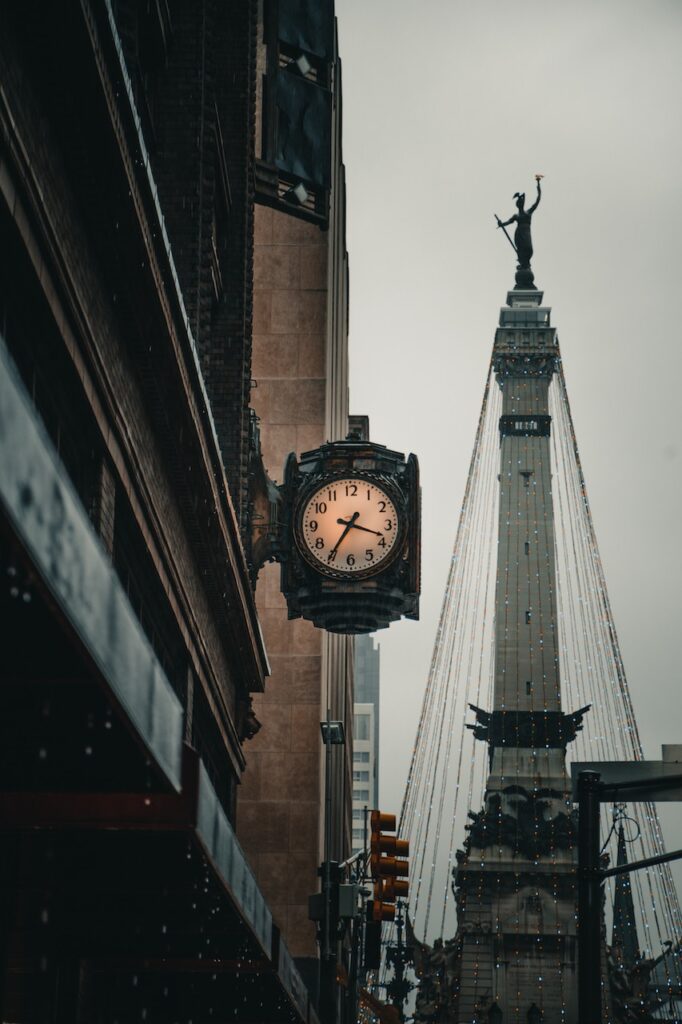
[298,478,401,576]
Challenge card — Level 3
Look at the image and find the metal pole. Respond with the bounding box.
[578,770,602,1024]
[394,902,404,1022]
[347,887,361,1024]
[324,708,332,960]
[602,846,682,879]
[363,804,368,879]
[494,214,518,255]
[600,771,682,799]
[320,708,336,1024]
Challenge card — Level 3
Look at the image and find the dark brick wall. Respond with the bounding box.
[0,1,266,784]
[143,0,257,538]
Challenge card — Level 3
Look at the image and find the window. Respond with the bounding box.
[353,770,369,783]
[352,828,364,840]
[353,789,369,802]
[353,751,370,763]
[354,714,370,741]
[526,681,532,695]
[525,609,532,624]
[353,808,364,820]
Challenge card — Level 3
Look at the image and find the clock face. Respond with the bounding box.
[298,478,401,577]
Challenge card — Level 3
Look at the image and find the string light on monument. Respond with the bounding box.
[381,320,682,1020]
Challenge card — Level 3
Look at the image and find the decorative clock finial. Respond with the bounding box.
[494,175,544,289]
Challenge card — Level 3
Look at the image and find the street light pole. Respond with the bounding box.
[320,708,334,1023]
[318,712,345,1024]
[577,770,602,1024]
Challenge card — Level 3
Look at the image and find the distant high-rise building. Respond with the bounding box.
[352,635,380,853]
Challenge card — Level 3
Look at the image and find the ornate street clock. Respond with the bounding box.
[280,439,420,634]
[297,478,402,578]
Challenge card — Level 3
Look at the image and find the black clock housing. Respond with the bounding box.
[280,440,421,633]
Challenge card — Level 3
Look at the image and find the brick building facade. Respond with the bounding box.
[237,3,355,986]
[0,1,352,1020]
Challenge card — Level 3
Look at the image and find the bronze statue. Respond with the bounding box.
[495,175,543,287]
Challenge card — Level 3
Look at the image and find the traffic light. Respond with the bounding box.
[369,810,409,922]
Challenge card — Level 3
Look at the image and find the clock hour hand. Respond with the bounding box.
[336,518,383,538]
[330,511,360,555]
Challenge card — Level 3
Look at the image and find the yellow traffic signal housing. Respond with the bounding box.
[372,899,396,923]
[370,855,408,879]
[369,809,410,905]
[371,811,396,831]
[379,877,409,900]
[370,834,409,857]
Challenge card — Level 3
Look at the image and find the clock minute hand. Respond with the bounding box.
[330,511,360,555]
[336,518,382,538]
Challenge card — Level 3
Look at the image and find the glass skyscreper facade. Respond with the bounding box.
[352,635,380,853]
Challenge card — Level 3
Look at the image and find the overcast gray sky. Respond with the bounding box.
[336,0,682,828]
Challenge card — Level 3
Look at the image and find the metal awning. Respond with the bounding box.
[0,335,183,789]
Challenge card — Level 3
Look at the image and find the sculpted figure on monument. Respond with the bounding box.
[459,786,577,859]
[496,176,542,269]
[495,175,544,288]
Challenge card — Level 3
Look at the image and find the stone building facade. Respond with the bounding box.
[413,289,581,1024]
[237,3,355,984]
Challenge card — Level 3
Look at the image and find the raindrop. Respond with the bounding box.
[85,746,93,756]
[22,591,31,603]
[38,748,47,760]
[10,586,19,598]
[40,908,49,924]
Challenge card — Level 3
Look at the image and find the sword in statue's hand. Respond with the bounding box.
[494,214,518,255]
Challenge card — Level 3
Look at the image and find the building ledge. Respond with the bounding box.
[0,743,317,1024]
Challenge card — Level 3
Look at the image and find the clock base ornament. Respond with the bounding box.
[280,440,421,634]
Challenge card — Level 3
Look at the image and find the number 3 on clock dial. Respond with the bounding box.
[299,479,400,575]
